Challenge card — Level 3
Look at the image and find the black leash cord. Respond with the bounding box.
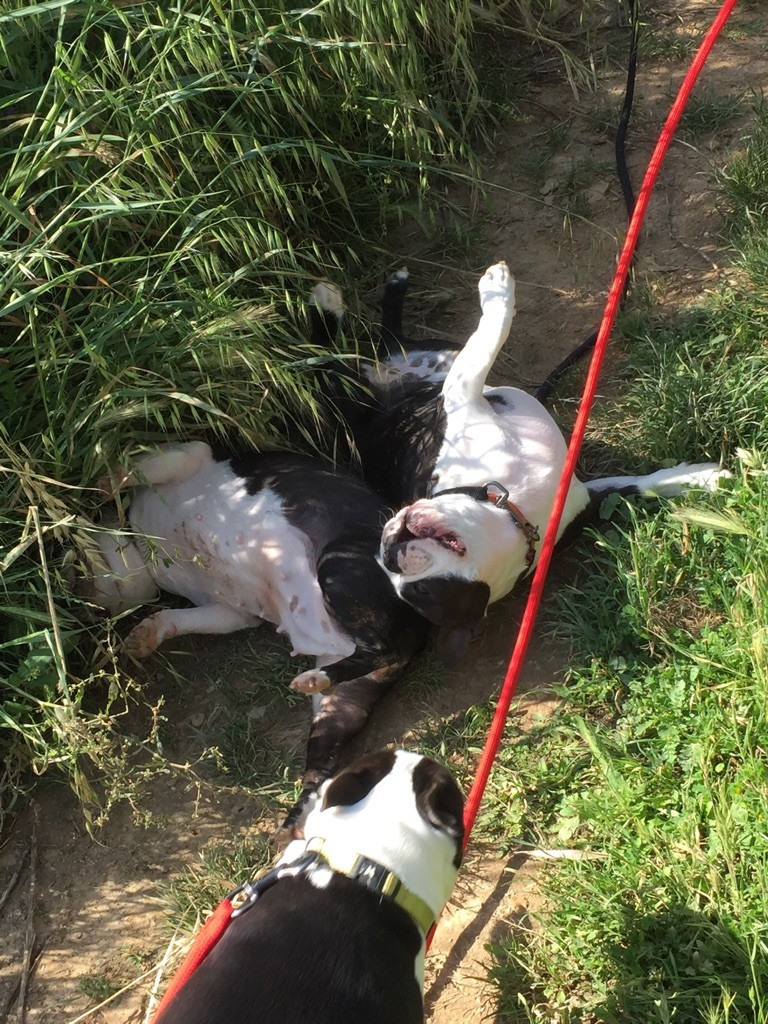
[535,0,639,406]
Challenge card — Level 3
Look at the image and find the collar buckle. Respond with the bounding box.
[485,480,510,508]
[350,856,397,896]
[483,481,540,569]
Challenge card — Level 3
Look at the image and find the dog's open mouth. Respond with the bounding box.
[382,506,468,578]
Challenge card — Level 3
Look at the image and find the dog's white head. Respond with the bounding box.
[292,749,464,928]
[380,495,530,663]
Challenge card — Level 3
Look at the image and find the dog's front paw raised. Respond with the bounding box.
[124,613,168,658]
[478,261,515,312]
[290,669,331,694]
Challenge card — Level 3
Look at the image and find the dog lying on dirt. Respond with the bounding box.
[153,749,464,1024]
[311,262,730,666]
[82,445,429,795]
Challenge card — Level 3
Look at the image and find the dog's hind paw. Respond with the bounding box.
[290,669,332,694]
[310,281,344,317]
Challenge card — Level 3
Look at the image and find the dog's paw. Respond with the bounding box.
[310,281,344,317]
[478,261,515,311]
[270,823,297,851]
[290,669,331,694]
[123,615,166,658]
[683,463,733,492]
[274,787,321,847]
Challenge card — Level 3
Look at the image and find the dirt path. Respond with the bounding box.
[1,3,764,1021]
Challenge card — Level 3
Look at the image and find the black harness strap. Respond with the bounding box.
[227,843,435,934]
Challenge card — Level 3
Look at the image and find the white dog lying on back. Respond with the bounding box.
[316,262,730,664]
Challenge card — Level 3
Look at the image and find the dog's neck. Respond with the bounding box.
[278,834,436,934]
[281,756,459,928]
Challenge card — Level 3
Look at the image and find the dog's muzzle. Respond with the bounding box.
[382,539,434,576]
[381,503,465,576]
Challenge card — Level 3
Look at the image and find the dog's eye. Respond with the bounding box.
[412,582,430,596]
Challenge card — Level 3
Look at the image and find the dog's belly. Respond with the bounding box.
[128,461,356,661]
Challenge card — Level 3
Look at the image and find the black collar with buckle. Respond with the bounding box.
[431,480,540,569]
[227,837,436,936]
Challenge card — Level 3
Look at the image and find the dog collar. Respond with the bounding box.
[432,480,540,569]
[229,837,436,937]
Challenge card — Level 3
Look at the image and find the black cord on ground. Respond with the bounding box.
[535,0,639,406]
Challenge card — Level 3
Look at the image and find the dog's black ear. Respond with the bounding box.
[321,749,397,811]
[412,757,465,859]
[401,578,489,668]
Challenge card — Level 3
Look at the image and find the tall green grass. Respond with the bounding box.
[0,0,503,820]
[483,105,768,1023]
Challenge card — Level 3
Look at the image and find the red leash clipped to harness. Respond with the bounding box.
[149,1,738,1015]
[454,0,739,882]
[151,898,235,1022]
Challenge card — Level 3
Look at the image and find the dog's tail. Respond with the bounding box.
[441,262,516,410]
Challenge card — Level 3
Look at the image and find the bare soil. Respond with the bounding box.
[1,3,765,1021]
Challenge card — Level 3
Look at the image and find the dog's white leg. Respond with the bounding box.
[100,441,212,495]
[123,603,255,658]
[309,281,345,348]
[587,461,731,499]
[441,262,516,411]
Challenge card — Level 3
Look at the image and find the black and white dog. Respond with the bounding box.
[82,445,428,793]
[154,749,464,1024]
[311,262,729,666]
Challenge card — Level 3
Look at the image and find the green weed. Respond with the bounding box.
[0,0,491,822]
[484,461,768,1023]
[78,973,121,1003]
[679,91,746,143]
[162,831,274,935]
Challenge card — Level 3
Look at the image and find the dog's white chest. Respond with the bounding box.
[128,461,355,661]
[433,387,570,494]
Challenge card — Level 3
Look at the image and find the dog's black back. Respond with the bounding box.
[156,875,424,1024]
[352,381,446,507]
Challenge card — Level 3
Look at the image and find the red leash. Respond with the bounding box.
[151,897,235,1022]
[456,0,739,864]
[149,0,738,1013]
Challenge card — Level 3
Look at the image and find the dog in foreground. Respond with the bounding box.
[313,262,730,666]
[154,749,464,1024]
